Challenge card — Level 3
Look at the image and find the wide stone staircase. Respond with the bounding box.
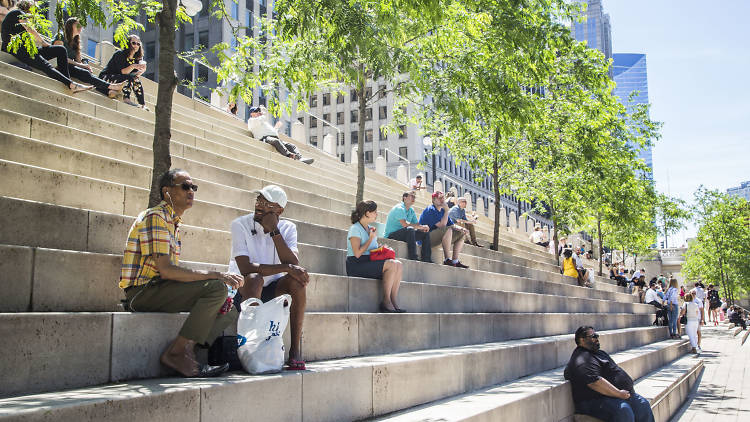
[0,54,702,421]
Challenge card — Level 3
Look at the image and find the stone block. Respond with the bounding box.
[301,313,359,361]
[0,197,87,251]
[201,374,302,422]
[302,365,373,422]
[306,274,349,312]
[372,353,465,416]
[0,245,33,312]
[438,313,494,347]
[87,211,133,254]
[358,314,439,355]
[0,313,111,397]
[32,248,122,312]
[0,108,31,137]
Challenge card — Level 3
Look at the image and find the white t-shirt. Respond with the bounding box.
[530,231,544,243]
[247,115,278,140]
[684,301,700,322]
[228,213,299,286]
[572,253,583,269]
[644,288,660,304]
[693,287,706,302]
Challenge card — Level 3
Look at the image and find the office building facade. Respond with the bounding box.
[570,0,613,63]
[613,53,654,177]
[727,181,750,201]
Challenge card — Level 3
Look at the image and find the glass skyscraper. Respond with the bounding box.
[613,53,653,177]
[570,0,613,62]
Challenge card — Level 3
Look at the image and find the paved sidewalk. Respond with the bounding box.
[672,324,750,421]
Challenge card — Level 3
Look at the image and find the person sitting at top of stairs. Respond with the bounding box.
[247,106,314,164]
[119,169,243,378]
[228,185,309,370]
[419,190,470,268]
[564,326,656,422]
[98,34,148,109]
[1,0,93,93]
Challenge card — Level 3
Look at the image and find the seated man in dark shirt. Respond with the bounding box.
[564,326,655,422]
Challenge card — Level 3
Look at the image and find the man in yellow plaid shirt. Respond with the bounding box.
[120,169,244,378]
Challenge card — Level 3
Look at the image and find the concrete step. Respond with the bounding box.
[0,244,645,314]
[0,311,654,398]
[0,326,668,419]
[0,76,565,262]
[372,338,691,422]
[0,161,621,294]
[0,64,540,244]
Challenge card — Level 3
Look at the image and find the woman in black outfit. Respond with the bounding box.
[99,34,147,108]
[53,17,124,98]
[1,0,92,93]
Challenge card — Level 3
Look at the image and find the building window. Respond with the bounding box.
[231,2,238,19]
[185,33,194,50]
[364,108,372,121]
[379,149,384,158]
[379,127,387,141]
[322,113,330,125]
[399,125,407,139]
[379,106,387,119]
[309,95,317,107]
[399,147,408,159]
[365,129,373,143]
[199,31,209,49]
[365,86,372,99]
[310,117,317,128]
[297,117,304,124]
[379,84,386,99]
[336,112,344,125]
[350,89,358,102]
[365,150,373,163]
[310,136,318,146]
[246,10,253,30]
[323,93,331,106]
[340,153,345,162]
[339,133,346,145]
[350,110,358,123]
[337,93,344,104]
[88,39,99,58]
[351,131,358,143]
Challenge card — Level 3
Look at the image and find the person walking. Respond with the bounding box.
[664,278,680,339]
[680,292,701,354]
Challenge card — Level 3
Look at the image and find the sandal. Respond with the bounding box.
[285,359,306,370]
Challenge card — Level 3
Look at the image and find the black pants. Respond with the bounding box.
[387,226,431,261]
[10,44,72,87]
[99,72,145,106]
[261,135,300,157]
[69,66,110,95]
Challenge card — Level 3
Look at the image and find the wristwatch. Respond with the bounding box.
[269,228,281,237]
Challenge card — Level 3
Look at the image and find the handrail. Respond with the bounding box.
[383,147,410,183]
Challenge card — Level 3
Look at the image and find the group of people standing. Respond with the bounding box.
[2,2,147,107]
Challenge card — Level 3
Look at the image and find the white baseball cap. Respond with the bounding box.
[254,185,288,208]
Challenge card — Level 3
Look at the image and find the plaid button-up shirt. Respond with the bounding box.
[119,201,182,289]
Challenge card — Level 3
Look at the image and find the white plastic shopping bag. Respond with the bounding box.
[236,294,291,374]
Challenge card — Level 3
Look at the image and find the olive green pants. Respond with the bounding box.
[125,278,238,345]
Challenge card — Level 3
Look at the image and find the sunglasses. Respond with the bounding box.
[130,41,141,46]
[585,334,600,339]
[173,182,198,192]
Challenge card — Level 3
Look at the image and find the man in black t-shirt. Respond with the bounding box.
[564,326,655,422]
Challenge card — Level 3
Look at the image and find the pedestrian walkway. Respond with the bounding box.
[672,324,750,421]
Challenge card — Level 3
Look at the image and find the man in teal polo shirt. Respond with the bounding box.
[385,191,432,262]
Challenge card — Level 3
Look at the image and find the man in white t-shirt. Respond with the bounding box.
[691,282,707,348]
[246,106,314,165]
[410,173,426,191]
[229,185,309,369]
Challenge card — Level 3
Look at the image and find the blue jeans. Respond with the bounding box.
[668,304,680,336]
[577,393,654,422]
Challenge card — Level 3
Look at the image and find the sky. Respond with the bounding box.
[602,1,749,246]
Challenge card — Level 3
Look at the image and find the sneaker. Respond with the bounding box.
[443,259,455,266]
[454,261,469,269]
[696,347,702,354]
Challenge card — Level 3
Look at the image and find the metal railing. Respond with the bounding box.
[383,147,411,182]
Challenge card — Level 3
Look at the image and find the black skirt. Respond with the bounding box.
[346,255,385,279]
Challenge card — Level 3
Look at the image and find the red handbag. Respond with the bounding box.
[369,245,396,261]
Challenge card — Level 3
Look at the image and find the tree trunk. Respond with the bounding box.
[354,67,366,206]
[491,130,500,251]
[597,216,603,276]
[148,0,179,207]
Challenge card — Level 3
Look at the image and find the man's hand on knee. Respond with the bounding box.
[287,265,309,288]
